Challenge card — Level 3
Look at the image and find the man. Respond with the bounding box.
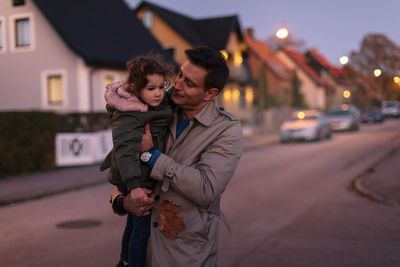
[112,46,243,266]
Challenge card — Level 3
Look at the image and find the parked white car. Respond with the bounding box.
[280,110,331,143]
[381,100,400,117]
[327,104,360,131]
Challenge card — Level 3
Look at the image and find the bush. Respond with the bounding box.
[0,111,110,178]
[0,112,63,178]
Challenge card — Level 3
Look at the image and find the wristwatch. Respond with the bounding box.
[140,151,152,163]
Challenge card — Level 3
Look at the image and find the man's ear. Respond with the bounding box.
[204,88,219,101]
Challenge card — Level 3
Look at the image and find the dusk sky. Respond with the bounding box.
[125,0,399,66]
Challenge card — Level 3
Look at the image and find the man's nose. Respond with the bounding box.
[174,79,183,90]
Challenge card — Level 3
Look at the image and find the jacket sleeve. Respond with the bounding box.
[150,121,243,207]
[112,113,145,190]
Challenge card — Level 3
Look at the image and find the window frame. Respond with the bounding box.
[41,70,68,109]
[0,17,6,53]
[143,10,154,29]
[9,12,35,52]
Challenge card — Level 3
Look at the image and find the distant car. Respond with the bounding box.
[381,100,400,117]
[327,104,360,131]
[361,107,384,123]
[280,110,331,143]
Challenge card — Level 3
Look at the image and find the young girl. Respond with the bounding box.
[100,54,174,267]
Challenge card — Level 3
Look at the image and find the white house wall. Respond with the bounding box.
[91,69,127,113]
[0,0,125,113]
[0,0,82,112]
[276,51,326,109]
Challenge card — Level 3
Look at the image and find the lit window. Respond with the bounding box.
[41,70,67,109]
[104,75,114,87]
[143,10,154,29]
[47,75,63,105]
[15,18,30,47]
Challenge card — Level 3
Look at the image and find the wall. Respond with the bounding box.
[136,8,192,64]
[0,0,80,112]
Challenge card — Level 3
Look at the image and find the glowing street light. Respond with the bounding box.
[343,90,351,99]
[393,76,400,84]
[275,28,289,39]
[373,68,382,77]
[220,50,229,60]
[339,56,349,65]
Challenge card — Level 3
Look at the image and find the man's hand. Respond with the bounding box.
[140,123,154,153]
[123,188,154,216]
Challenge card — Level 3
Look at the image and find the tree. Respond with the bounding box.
[291,73,305,108]
[349,33,400,99]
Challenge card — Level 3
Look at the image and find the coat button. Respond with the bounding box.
[218,107,225,111]
[153,222,158,228]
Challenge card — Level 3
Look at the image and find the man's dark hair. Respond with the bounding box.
[184,46,229,92]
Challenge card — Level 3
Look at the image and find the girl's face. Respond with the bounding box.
[140,74,168,107]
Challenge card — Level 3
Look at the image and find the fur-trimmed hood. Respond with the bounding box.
[104,81,148,112]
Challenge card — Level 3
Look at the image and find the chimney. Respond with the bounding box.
[245,27,254,38]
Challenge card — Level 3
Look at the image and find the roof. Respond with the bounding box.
[280,48,324,86]
[306,48,345,81]
[244,33,292,81]
[136,1,242,50]
[33,0,166,69]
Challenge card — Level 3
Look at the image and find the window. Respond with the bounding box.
[13,0,26,6]
[0,18,4,51]
[15,18,30,47]
[143,10,154,29]
[41,70,68,109]
[9,13,35,52]
[47,75,63,105]
[104,75,114,87]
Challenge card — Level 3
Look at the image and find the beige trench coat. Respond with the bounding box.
[147,100,243,267]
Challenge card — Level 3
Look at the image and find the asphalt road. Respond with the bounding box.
[1,120,400,267]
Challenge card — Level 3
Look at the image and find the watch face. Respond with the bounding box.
[141,152,152,162]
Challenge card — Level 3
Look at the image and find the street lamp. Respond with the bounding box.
[275,28,289,39]
[339,56,349,65]
[373,68,382,77]
[343,89,351,99]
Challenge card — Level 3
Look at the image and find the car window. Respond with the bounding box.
[327,110,350,116]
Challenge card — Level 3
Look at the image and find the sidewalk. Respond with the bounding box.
[0,133,279,206]
[352,145,400,207]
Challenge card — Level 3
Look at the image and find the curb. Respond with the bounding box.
[0,180,106,207]
[350,144,400,208]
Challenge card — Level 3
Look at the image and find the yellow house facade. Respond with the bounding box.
[135,2,255,125]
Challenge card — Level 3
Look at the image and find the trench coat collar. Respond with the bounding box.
[193,100,219,127]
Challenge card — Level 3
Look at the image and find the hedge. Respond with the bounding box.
[0,111,109,178]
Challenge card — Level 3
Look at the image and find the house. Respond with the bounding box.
[135,1,255,123]
[0,0,166,113]
[276,47,328,109]
[244,28,293,107]
[305,48,348,107]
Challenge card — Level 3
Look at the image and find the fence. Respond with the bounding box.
[55,130,112,166]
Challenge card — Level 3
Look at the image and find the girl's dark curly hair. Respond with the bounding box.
[126,54,173,96]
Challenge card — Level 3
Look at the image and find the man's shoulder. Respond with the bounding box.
[215,105,240,122]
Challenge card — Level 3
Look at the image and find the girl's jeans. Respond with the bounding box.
[120,213,151,267]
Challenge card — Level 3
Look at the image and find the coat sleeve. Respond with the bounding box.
[112,113,145,190]
[150,121,243,207]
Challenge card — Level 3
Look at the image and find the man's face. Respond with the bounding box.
[171,61,215,113]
